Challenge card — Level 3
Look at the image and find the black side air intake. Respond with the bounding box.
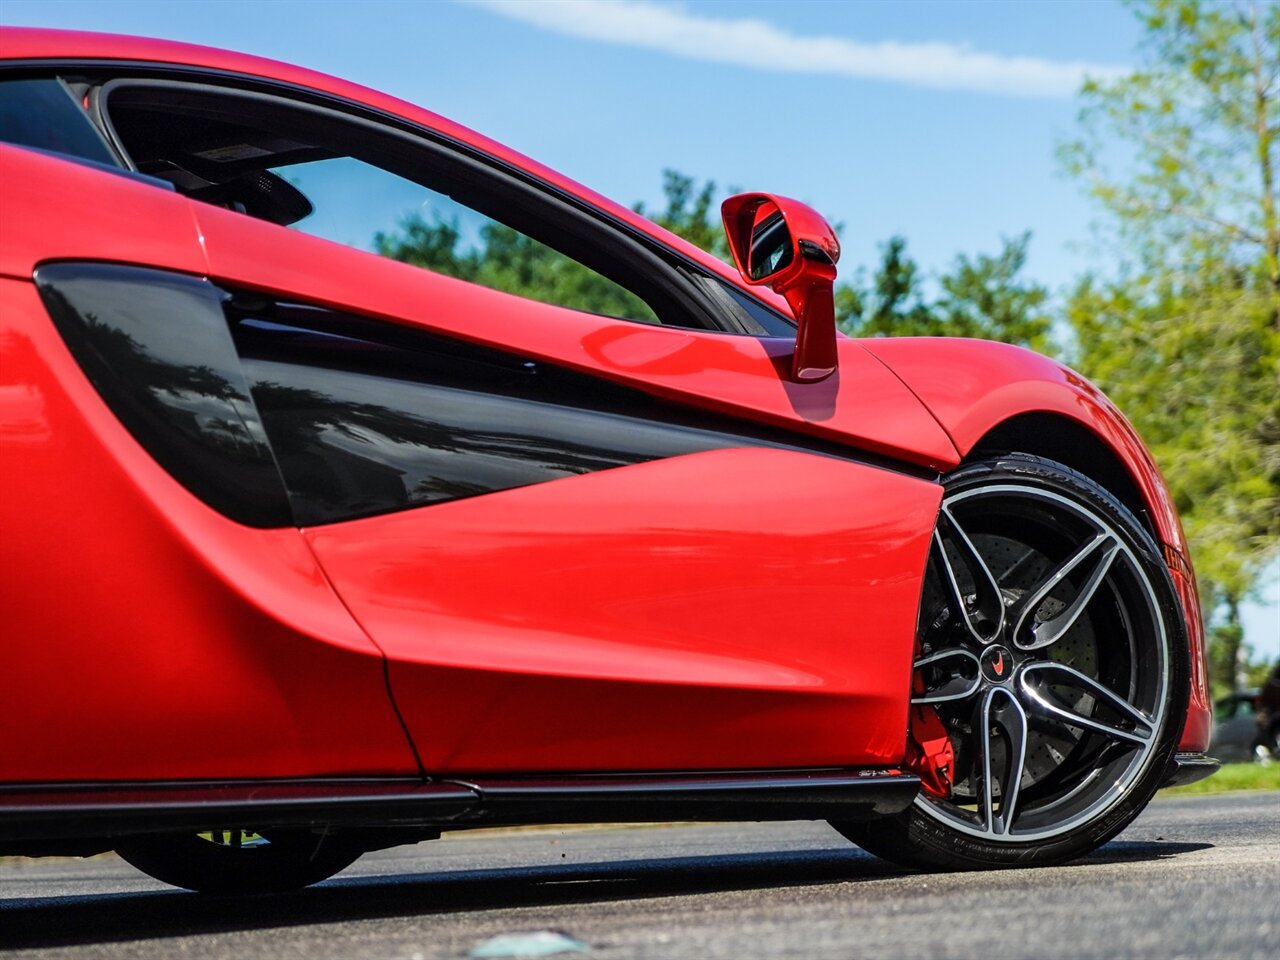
[35,263,293,527]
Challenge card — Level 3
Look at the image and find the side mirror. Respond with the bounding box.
[721,193,840,383]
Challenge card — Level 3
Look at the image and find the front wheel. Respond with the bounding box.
[835,455,1189,869]
[116,829,362,894]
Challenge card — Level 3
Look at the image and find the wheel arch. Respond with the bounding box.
[965,412,1157,545]
[858,338,1185,557]
[953,411,1212,753]
[860,337,1213,752]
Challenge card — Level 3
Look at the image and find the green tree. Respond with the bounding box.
[1061,0,1280,690]
[632,169,731,260]
[1062,0,1280,286]
[374,219,656,322]
[935,233,1055,351]
[374,169,742,323]
[837,234,1053,351]
[835,237,934,337]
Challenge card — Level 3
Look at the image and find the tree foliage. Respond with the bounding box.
[372,169,733,323]
[1061,0,1280,688]
[374,216,657,323]
[1062,0,1280,282]
[837,234,1053,351]
[632,169,731,261]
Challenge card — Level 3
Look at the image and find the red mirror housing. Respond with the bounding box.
[722,192,840,383]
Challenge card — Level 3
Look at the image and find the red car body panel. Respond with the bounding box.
[862,338,1212,749]
[0,26,1210,790]
[0,145,206,279]
[306,448,941,771]
[0,278,418,781]
[189,203,950,772]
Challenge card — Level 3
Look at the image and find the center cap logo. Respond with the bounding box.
[981,645,1013,683]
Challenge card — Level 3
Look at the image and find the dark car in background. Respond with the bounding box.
[1210,662,1280,763]
[1211,690,1264,762]
[1256,663,1280,760]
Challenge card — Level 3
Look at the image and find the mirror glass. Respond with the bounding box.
[747,202,793,281]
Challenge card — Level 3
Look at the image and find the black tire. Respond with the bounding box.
[116,829,362,894]
[834,454,1190,869]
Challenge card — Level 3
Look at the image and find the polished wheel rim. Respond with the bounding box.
[912,484,1169,842]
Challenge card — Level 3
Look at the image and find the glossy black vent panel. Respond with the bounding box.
[36,263,292,527]
[230,307,758,525]
[39,266,880,530]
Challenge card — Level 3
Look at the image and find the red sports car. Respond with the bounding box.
[0,27,1216,893]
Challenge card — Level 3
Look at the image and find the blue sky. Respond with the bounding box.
[3,0,1276,661]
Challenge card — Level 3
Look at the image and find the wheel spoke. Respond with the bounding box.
[934,507,1005,644]
[977,686,1028,836]
[1012,533,1119,651]
[1019,662,1154,746]
[911,648,982,704]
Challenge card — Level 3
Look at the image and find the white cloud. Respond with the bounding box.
[467,0,1125,99]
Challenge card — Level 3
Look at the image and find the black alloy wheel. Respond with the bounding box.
[836,455,1189,868]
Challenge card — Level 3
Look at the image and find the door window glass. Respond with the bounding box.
[276,157,657,323]
[101,84,659,324]
[0,78,118,166]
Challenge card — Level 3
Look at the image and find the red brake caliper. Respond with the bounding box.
[905,672,955,798]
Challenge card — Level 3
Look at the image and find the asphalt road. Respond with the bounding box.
[1,791,1277,959]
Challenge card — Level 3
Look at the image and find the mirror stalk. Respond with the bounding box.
[782,265,838,382]
[721,192,841,384]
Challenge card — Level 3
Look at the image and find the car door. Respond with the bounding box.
[99,76,953,774]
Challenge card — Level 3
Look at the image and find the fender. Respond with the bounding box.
[862,337,1211,751]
